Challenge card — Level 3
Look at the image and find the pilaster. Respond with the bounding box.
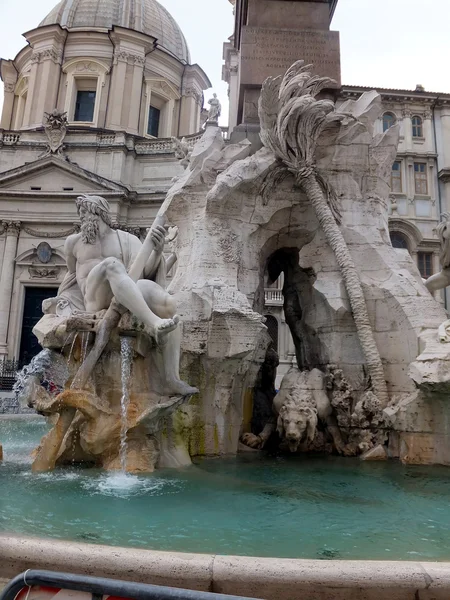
[402,108,413,153]
[0,222,20,357]
[0,83,15,130]
[0,60,18,129]
[423,110,434,154]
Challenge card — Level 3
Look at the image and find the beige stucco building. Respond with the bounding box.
[0,0,210,365]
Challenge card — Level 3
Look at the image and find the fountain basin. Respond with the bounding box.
[2,416,450,563]
[1,536,450,600]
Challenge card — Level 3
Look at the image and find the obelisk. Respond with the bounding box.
[225,0,341,138]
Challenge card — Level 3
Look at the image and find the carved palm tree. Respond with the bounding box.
[259,61,388,406]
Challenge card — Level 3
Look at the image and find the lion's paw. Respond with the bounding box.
[241,433,263,449]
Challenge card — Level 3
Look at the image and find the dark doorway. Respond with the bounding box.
[19,287,58,366]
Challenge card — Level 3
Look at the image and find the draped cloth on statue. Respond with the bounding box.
[56,229,166,313]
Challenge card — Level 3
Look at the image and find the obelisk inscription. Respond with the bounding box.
[241,27,341,86]
[230,0,341,128]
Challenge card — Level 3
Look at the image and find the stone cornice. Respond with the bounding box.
[439,168,450,183]
[341,86,450,106]
[22,224,80,238]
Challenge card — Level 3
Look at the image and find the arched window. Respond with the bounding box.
[264,315,279,352]
[383,112,396,132]
[390,231,409,250]
[412,116,423,138]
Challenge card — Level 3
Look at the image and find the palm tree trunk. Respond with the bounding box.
[300,172,389,406]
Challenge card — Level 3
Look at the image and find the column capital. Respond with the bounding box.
[114,50,145,66]
[402,108,412,119]
[2,221,21,237]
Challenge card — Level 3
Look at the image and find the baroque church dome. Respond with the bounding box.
[40,0,190,63]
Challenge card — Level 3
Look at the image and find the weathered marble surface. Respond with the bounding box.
[162,71,450,464]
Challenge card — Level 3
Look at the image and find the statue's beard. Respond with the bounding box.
[80,216,99,244]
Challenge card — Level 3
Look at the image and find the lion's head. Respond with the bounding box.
[276,392,318,452]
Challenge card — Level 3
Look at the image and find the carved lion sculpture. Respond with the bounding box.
[242,367,347,454]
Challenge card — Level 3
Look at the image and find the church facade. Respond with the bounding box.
[0,0,210,365]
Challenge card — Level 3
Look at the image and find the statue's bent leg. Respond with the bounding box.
[85,258,178,339]
[137,280,198,397]
[425,270,450,293]
[136,279,177,318]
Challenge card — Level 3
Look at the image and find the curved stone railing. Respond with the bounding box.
[1,535,449,600]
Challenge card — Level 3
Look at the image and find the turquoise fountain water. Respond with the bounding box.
[1,416,450,561]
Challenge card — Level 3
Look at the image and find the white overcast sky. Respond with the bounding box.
[1,0,450,125]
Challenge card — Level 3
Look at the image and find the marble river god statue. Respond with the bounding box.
[24,194,198,473]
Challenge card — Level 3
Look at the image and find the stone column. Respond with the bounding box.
[440,108,450,170]
[162,98,175,138]
[106,51,128,130]
[0,82,15,130]
[424,110,434,153]
[179,94,198,137]
[22,53,40,128]
[0,222,20,357]
[402,108,413,153]
[127,56,145,134]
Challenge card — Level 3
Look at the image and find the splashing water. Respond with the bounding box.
[119,337,134,472]
[13,349,68,405]
[82,332,91,362]
[67,332,78,364]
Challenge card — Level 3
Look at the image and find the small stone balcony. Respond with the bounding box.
[264,288,284,306]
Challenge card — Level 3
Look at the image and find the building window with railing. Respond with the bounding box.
[391,161,402,192]
[383,112,396,132]
[414,162,428,195]
[417,252,433,278]
[412,115,423,138]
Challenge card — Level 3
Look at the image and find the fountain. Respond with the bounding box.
[4,64,450,587]
[6,61,450,473]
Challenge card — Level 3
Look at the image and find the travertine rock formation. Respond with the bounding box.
[162,63,450,465]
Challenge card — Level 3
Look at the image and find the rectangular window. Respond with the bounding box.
[414,163,428,195]
[391,161,402,193]
[417,252,433,278]
[74,90,96,122]
[147,106,161,137]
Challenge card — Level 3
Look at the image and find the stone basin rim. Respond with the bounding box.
[2,535,450,600]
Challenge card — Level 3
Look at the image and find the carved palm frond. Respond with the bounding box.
[258,60,389,406]
[259,60,342,221]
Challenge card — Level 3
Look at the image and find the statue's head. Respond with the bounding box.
[76,194,112,244]
[437,213,450,268]
[277,393,318,452]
